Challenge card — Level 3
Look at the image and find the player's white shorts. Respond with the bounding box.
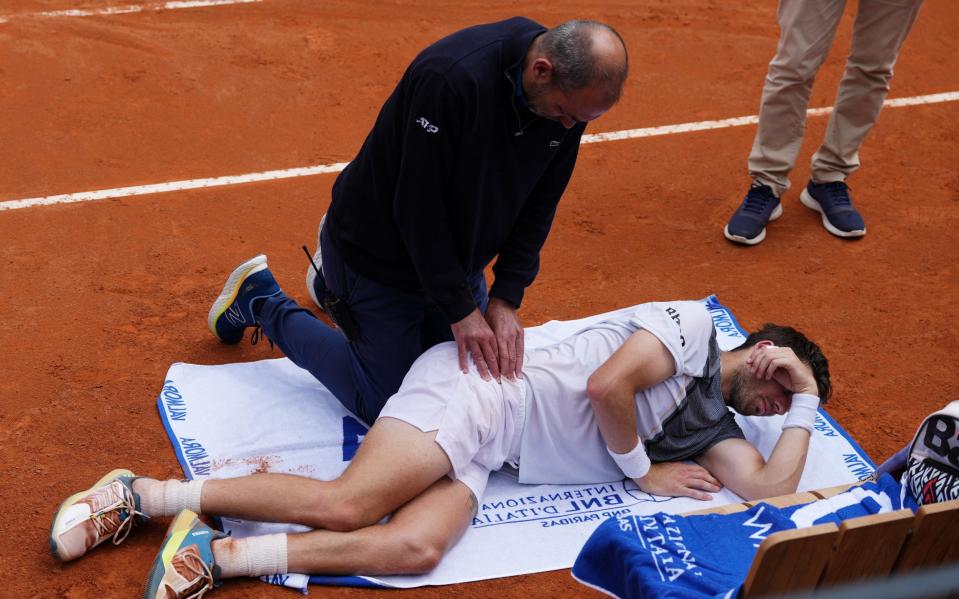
[378,342,527,500]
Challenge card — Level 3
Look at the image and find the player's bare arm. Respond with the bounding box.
[587,329,675,452]
[693,432,809,500]
[587,330,721,500]
[696,343,821,500]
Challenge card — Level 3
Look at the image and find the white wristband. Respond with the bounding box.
[782,393,821,433]
[607,441,651,480]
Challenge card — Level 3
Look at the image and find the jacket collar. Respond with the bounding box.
[502,20,546,135]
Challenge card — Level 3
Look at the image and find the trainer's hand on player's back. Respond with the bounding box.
[485,298,524,381]
[451,308,500,381]
[635,462,723,501]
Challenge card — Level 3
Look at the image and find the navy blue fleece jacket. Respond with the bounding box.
[327,17,586,324]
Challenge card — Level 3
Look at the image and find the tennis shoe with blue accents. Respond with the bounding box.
[799,180,866,238]
[724,182,783,245]
[50,468,147,562]
[143,509,224,599]
[208,255,281,344]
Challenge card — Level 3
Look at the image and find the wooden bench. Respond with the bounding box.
[686,485,959,597]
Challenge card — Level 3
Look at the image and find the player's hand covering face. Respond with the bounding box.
[730,343,817,416]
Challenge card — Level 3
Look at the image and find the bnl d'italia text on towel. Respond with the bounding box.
[157,297,875,591]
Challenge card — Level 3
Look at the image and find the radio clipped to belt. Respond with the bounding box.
[323,289,361,342]
[303,244,361,342]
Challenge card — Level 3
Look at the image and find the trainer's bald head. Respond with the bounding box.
[536,20,629,105]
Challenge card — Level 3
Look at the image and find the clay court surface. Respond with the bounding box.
[2,0,957,596]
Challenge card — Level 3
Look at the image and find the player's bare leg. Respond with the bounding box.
[184,417,452,531]
[280,476,476,574]
[51,418,454,563]
[141,476,478,598]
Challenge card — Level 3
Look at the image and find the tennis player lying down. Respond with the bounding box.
[51,299,831,598]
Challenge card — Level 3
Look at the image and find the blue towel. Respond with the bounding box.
[571,474,903,599]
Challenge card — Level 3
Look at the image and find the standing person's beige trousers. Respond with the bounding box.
[749,0,923,198]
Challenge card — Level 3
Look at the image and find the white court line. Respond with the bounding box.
[0,0,261,22]
[580,90,959,144]
[1,90,957,212]
[0,164,350,211]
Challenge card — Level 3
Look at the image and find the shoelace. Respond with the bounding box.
[89,483,147,546]
[249,324,274,350]
[178,550,216,599]
[742,185,775,214]
[821,182,852,207]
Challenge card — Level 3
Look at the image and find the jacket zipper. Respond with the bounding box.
[504,68,539,137]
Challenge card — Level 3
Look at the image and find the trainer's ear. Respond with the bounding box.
[530,57,554,84]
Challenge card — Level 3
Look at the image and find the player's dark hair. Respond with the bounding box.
[540,20,628,102]
[735,324,832,403]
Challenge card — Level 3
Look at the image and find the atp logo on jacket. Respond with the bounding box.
[415,117,439,133]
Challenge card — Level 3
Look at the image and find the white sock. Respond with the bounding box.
[133,478,205,518]
[213,534,289,579]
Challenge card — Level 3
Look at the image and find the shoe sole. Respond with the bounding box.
[49,468,135,561]
[723,203,783,245]
[800,189,866,238]
[207,255,269,342]
[305,214,326,311]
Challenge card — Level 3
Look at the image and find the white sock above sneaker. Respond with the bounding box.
[213,533,289,578]
[133,478,205,518]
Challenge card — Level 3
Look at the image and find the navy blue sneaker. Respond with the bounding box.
[800,180,866,238]
[208,255,281,344]
[724,183,783,245]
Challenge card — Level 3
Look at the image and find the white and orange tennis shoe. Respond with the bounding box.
[50,468,147,562]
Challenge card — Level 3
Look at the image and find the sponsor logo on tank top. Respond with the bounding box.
[664,306,686,347]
